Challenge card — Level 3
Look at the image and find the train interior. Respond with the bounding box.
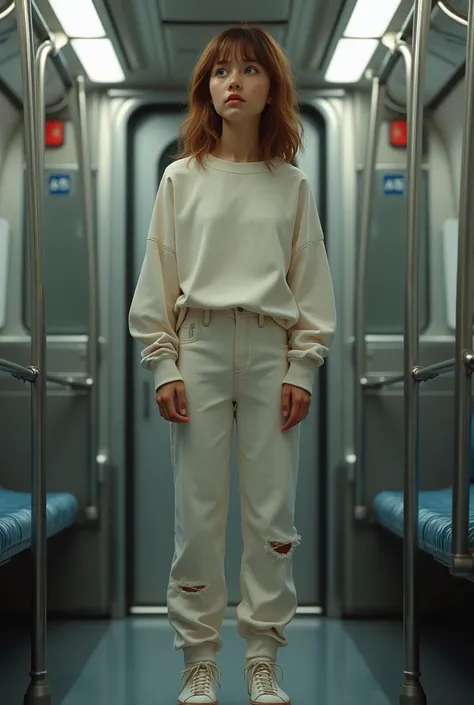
[1,0,474,703]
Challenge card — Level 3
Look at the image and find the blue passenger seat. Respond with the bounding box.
[0,488,78,564]
[373,416,474,567]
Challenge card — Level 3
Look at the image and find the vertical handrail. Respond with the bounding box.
[452,0,474,578]
[36,40,54,257]
[401,1,431,703]
[353,77,385,520]
[72,76,101,521]
[14,1,50,703]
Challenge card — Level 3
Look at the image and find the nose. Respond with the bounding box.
[228,72,242,90]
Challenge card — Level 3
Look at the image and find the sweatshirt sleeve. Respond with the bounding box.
[282,177,337,394]
[128,172,183,392]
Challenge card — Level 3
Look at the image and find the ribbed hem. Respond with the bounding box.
[245,636,279,662]
[184,643,218,666]
[152,357,183,392]
[282,358,317,395]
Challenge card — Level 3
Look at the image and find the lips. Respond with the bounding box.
[226,94,244,103]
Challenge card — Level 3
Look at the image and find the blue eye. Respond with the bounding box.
[216,67,227,76]
[245,66,257,74]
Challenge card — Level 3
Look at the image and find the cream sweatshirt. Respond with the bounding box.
[129,154,336,395]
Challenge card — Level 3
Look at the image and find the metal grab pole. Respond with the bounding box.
[353,76,385,520]
[36,41,54,226]
[14,1,49,704]
[452,0,474,578]
[72,76,100,522]
[400,2,431,704]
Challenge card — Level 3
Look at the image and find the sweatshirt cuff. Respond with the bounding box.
[152,357,183,392]
[282,358,317,394]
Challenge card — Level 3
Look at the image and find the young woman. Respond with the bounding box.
[129,25,336,705]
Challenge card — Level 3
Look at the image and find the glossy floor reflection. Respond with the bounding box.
[1,616,473,704]
[61,618,391,705]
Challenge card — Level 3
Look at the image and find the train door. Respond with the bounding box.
[129,107,326,613]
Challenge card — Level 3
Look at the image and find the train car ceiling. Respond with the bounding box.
[0,4,67,107]
[0,0,468,102]
[387,0,469,108]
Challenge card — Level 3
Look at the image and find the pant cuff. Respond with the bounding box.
[184,643,218,666]
[245,635,279,662]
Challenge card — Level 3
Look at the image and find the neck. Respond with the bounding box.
[214,118,262,163]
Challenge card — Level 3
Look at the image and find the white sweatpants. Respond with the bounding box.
[167,307,301,665]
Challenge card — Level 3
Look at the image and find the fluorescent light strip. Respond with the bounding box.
[325,38,378,83]
[344,0,403,38]
[72,38,125,83]
[49,0,106,38]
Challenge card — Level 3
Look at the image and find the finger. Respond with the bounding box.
[176,386,187,417]
[282,402,301,431]
[159,402,170,421]
[282,388,292,419]
[282,394,307,431]
[165,396,181,422]
[168,394,190,423]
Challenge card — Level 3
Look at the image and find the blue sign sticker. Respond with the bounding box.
[48,174,71,195]
[383,174,405,195]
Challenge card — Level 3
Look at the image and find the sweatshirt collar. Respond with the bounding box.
[204,154,275,174]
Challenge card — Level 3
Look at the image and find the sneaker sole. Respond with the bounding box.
[178,701,218,705]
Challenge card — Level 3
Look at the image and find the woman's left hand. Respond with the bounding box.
[281,383,311,432]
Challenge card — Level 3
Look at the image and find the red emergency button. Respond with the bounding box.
[45,120,64,148]
[390,119,407,148]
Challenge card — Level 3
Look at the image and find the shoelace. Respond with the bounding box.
[178,662,222,696]
[244,660,284,697]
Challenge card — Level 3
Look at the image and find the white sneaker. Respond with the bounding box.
[178,661,222,704]
[244,660,291,705]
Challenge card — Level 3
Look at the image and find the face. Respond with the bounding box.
[209,49,271,123]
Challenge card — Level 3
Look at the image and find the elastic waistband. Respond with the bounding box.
[184,307,266,328]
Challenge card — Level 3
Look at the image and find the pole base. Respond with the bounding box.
[23,676,51,705]
[399,680,427,705]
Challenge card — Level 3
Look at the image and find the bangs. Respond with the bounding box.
[210,29,271,71]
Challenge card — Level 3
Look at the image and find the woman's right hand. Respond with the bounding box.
[156,381,190,423]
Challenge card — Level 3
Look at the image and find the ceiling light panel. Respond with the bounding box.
[49,0,106,38]
[344,0,403,38]
[71,38,125,82]
[324,38,378,83]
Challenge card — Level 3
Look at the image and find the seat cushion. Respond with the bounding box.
[0,488,78,563]
[373,486,474,564]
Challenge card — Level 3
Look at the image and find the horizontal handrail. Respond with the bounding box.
[413,357,455,381]
[362,373,404,389]
[438,0,469,25]
[45,373,92,391]
[0,357,37,382]
[362,358,457,389]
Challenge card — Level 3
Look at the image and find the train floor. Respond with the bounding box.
[0,615,473,704]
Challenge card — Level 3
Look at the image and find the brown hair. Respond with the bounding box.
[177,26,304,168]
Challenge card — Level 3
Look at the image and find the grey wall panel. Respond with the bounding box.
[0,391,88,498]
[0,114,110,615]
